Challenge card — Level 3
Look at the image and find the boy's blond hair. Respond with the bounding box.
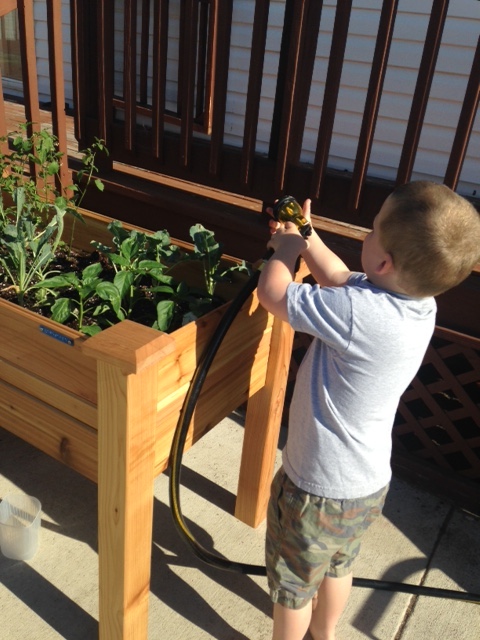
[379,181,480,297]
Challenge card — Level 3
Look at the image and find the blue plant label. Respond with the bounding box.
[39,325,74,346]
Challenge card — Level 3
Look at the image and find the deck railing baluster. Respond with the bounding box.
[241,0,270,188]
[444,36,480,192]
[348,0,399,214]
[311,0,352,200]
[124,0,137,152]
[396,0,450,186]
[208,0,233,177]
[178,0,198,168]
[46,0,70,192]
[151,0,168,159]
[16,0,40,179]
[139,0,150,107]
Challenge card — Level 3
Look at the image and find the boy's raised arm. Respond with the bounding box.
[300,200,352,287]
[258,200,353,321]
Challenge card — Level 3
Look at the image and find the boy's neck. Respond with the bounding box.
[367,272,411,296]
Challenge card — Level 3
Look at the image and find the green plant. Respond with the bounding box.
[90,221,182,323]
[0,124,105,304]
[0,187,66,305]
[0,123,252,334]
[35,221,252,335]
[35,262,105,335]
[188,223,250,296]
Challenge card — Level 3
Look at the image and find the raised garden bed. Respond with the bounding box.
[0,208,299,639]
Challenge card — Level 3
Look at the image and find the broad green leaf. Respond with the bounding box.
[35,273,79,289]
[96,281,122,316]
[82,262,103,280]
[80,324,103,336]
[138,259,164,271]
[113,270,134,298]
[156,300,175,332]
[47,161,59,175]
[149,284,175,295]
[51,297,74,323]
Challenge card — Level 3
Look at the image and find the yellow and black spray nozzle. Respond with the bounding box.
[272,195,312,238]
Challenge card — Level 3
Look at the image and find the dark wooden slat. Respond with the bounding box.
[286,0,324,165]
[151,0,168,159]
[444,36,480,191]
[139,0,150,105]
[273,0,310,193]
[348,0,399,214]
[208,0,233,177]
[16,0,41,179]
[202,0,216,134]
[240,0,271,187]
[0,65,7,154]
[46,0,70,192]
[311,0,353,199]
[435,326,480,350]
[195,0,209,122]
[96,0,115,149]
[69,0,84,143]
[179,0,198,167]
[123,0,137,151]
[396,0,450,186]
[0,0,17,153]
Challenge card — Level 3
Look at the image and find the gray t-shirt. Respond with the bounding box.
[283,272,436,499]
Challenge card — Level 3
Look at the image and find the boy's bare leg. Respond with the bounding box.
[272,601,313,640]
[309,573,353,640]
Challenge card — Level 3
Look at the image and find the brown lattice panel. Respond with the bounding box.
[394,327,480,483]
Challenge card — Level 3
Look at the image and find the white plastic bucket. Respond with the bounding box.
[0,493,42,561]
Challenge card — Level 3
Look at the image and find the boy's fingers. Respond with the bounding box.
[269,219,281,234]
[302,198,312,221]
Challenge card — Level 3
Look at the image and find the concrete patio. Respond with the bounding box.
[1,411,479,639]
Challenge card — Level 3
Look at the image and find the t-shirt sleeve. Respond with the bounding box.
[286,280,356,353]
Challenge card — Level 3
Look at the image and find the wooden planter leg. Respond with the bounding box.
[82,321,175,640]
[235,316,295,528]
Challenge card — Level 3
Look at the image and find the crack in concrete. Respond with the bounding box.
[393,505,455,639]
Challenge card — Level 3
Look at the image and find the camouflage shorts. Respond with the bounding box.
[266,467,389,609]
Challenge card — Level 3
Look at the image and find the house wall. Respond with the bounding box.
[19,0,480,200]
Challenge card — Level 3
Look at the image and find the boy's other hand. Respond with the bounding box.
[267,221,308,254]
[266,198,312,236]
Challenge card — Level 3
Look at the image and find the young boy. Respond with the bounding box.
[257,181,480,640]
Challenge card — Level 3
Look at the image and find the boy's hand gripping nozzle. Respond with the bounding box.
[272,196,313,238]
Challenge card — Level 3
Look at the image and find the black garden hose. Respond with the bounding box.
[169,262,266,575]
[168,261,480,604]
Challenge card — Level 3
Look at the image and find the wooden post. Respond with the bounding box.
[46,0,71,192]
[82,321,175,640]
[235,314,295,527]
[16,0,41,133]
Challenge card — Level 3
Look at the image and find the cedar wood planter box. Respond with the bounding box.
[0,210,296,640]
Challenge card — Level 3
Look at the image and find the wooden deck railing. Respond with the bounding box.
[67,0,480,221]
[2,1,479,224]
[0,0,70,189]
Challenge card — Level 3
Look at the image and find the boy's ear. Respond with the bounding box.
[375,252,394,275]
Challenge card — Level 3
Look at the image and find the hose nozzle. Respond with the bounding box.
[272,196,312,238]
